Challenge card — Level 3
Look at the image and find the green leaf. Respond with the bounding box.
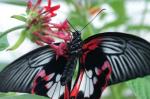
[11,15,27,22]
[108,0,126,18]
[69,11,87,28]
[127,25,150,31]
[110,83,127,99]
[127,76,150,99]
[65,0,74,4]
[0,35,9,51]
[0,0,26,6]
[0,94,48,99]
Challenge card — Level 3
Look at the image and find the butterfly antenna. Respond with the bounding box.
[80,9,105,32]
[66,19,80,37]
[66,19,77,31]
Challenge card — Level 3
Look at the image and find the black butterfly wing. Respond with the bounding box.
[0,45,70,99]
[32,55,72,99]
[70,60,111,99]
[0,46,53,93]
[83,32,150,85]
[69,35,112,99]
[70,32,150,99]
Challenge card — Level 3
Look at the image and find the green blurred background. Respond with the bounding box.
[0,0,150,99]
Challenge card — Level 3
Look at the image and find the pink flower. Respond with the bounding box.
[26,0,71,56]
[10,0,71,56]
[44,0,60,17]
[26,0,60,29]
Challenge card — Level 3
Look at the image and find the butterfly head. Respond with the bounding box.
[72,30,81,38]
[67,30,82,56]
[48,28,82,57]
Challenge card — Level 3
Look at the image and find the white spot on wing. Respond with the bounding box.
[56,74,61,82]
[79,72,86,92]
[87,70,93,78]
[84,78,90,98]
[89,79,94,95]
[45,81,53,89]
[53,82,61,99]
[47,83,57,98]
[60,86,65,96]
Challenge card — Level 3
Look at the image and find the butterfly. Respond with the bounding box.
[0,31,150,99]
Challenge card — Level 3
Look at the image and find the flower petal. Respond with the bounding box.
[47,0,51,7]
[34,0,42,9]
[50,5,60,12]
[27,0,32,9]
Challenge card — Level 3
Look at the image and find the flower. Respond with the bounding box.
[26,0,71,56]
[9,0,72,55]
[26,0,60,36]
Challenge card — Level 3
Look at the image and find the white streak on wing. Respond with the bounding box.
[47,83,57,98]
[89,79,94,95]
[45,81,53,89]
[36,57,51,65]
[84,77,90,98]
[53,82,61,99]
[79,72,86,92]
[60,86,65,96]
[56,74,61,82]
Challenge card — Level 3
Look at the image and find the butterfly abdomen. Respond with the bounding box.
[60,56,77,85]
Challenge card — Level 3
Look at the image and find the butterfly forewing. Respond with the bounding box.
[0,45,70,99]
[83,32,150,85]
[70,32,150,99]
[0,46,54,92]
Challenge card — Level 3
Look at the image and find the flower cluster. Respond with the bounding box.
[10,0,72,56]
[27,0,71,55]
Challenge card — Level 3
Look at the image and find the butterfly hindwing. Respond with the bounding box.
[32,55,70,98]
[70,35,112,99]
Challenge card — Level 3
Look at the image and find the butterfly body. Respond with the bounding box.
[1,32,150,99]
[60,31,82,85]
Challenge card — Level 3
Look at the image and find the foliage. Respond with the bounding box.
[127,76,150,99]
[0,35,9,51]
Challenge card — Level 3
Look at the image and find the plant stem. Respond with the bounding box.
[0,24,26,38]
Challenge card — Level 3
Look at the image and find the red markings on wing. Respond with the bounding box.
[31,70,46,94]
[44,73,54,81]
[64,86,70,99]
[82,38,100,50]
[81,38,101,64]
[70,70,84,98]
[100,61,112,91]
